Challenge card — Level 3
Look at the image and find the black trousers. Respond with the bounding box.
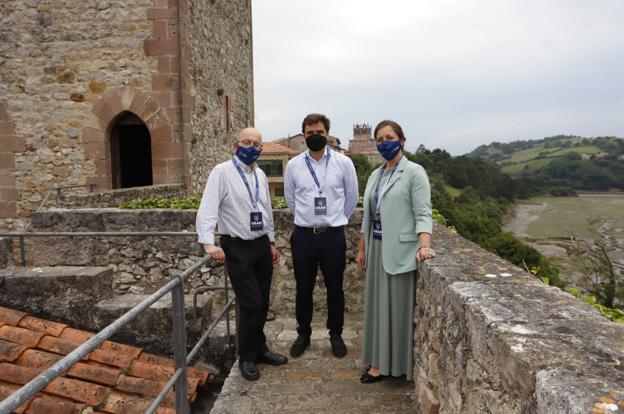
[290,226,346,337]
[220,234,273,362]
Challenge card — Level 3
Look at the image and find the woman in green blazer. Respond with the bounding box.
[356,120,436,383]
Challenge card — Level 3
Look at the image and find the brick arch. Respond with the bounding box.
[83,87,184,190]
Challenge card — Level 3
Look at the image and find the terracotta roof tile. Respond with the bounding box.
[102,391,175,414]
[58,327,94,343]
[67,362,121,386]
[89,347,136,369]
[0,306,27,327]
[0,381,27,413]
[261,141,299,156]
[36,335,84,357]
[0,339,27,363]
[18,316,68,337]
[16,349,62,370]
[0,306,210,413]
[0,362,43,385]
[99,340,143,359]
[115,374,173,404]
[25,395,88,414]
[44,376,109,406]
[0,325,45,348]
[137,352,174,368]
[128,359,173,382]
[127,360,206,399]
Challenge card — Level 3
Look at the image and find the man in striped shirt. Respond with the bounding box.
[196,127,287,381]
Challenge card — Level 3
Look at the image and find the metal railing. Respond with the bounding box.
[0,232,235,414]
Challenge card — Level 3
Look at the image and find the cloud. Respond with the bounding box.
[252,0,624,154]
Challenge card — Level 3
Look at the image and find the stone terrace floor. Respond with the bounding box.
[211,312,419,414]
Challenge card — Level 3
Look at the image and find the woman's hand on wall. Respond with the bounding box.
[416,246,436,262]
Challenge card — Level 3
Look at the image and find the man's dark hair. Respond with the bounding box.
[302,113,331,133]
[374,120,406,142]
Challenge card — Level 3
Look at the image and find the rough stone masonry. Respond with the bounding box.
[0,0,253,230]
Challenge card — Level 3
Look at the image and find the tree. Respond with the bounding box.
[350,154,373,196]
[567,235,624,308]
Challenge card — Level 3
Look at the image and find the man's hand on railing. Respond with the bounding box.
[270,243,280,264]
[204,244,225,262]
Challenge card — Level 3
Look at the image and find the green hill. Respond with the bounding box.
[468,135,624,193]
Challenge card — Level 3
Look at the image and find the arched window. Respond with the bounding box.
[109,112,153,189]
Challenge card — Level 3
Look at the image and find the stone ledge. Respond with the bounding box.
[0,266,114,331]
[415,225,624,413]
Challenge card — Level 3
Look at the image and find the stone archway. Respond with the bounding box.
[82,87,184,190]
[109,111,153,189]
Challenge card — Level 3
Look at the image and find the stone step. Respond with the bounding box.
[211,314,419,414]
[0,266,113,329]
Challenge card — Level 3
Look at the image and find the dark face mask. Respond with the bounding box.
[305,134,327,152]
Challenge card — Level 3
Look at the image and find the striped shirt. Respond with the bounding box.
[284,147,359,227]
[196,156,275,245]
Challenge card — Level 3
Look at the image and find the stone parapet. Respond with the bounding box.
[415,225,624,413]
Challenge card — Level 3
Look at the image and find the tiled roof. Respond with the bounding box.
[0,306,209,413]
[261,142,299,156]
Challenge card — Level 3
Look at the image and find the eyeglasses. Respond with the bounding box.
[237,139,263,149]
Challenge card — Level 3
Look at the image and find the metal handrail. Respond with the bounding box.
[0,254,236,414]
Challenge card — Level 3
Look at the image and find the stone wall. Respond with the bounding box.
[0,0,157,227]
[414,225,624,414]
[7,208,364,316]
[0,0,253,229]
[183,0,254,193]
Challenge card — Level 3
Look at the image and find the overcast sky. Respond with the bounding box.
[251,0,624,155]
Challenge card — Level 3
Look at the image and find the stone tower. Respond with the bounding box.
[0,0,254,229]
[348,123,382,165]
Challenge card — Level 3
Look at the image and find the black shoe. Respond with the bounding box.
[257,350,288,366]
[239,360,260,381]
[330,333,347,358]
[289,335,310,358]
[360,370,383,384]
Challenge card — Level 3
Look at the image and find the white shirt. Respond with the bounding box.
[284,147,359,227]
[196,156,275,245]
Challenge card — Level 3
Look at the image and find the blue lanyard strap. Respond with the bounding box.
[374,158,401,217]
[232,158,260,210]
[304,150,331,194]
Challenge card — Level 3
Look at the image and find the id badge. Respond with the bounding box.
[373,219,382,240]
[250,212,263,231]
[314,197,327,216]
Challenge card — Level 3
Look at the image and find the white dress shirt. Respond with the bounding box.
[284,147,359,227]
[196,156,275,245]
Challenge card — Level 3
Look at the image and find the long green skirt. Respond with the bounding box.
[361,234,415,380]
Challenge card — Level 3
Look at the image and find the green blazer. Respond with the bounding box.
[361,156,433,275]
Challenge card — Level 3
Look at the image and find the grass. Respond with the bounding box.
[502,158,551,175]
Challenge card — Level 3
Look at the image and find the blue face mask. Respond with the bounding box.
[235,145,261,165]
[377,140,402,161]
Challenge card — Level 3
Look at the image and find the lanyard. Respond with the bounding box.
[374,157,401,217]
[304,150,331,194]
[232,157,260,210]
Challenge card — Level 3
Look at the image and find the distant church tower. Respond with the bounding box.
[348,123,383,165]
